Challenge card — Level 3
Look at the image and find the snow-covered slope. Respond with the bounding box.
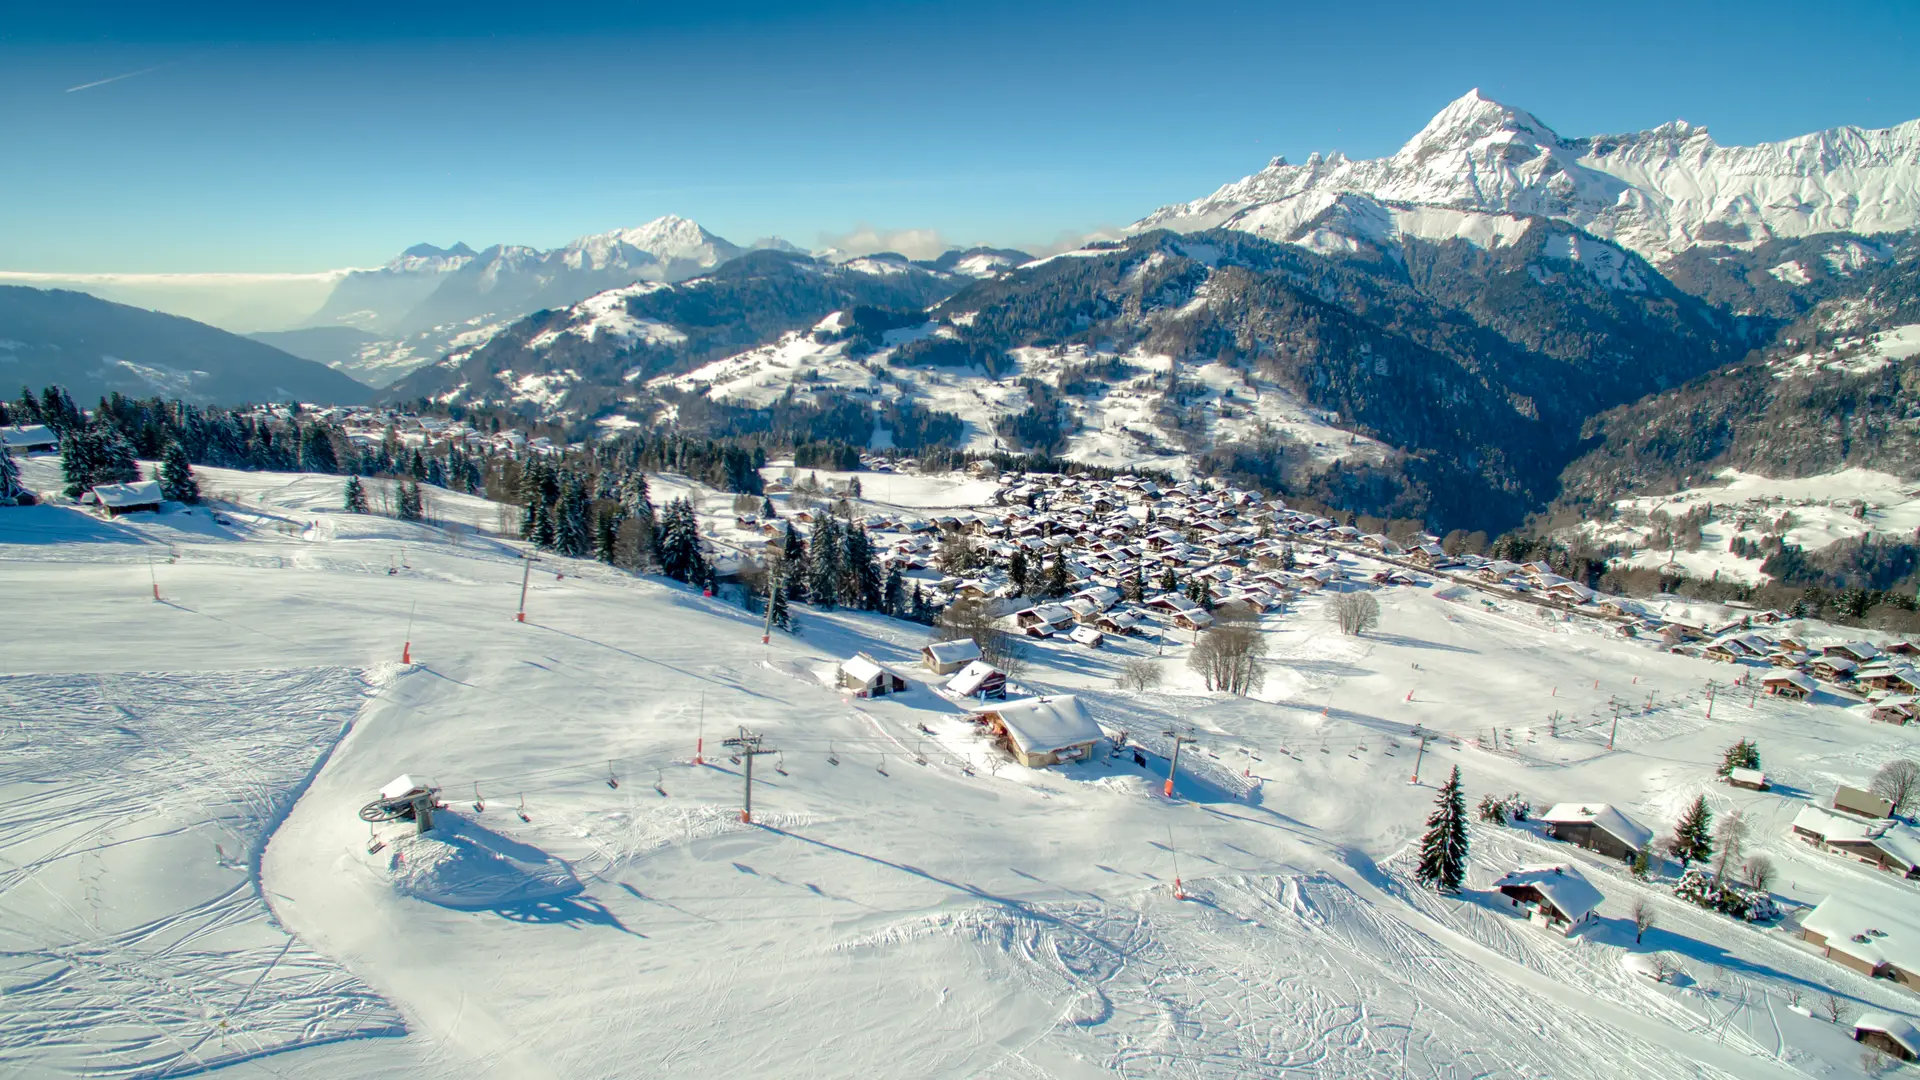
[1137,89,1920,263]
[6,457,1919,1078]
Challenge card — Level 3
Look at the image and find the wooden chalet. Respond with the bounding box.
[1801,896,1920,992]
[1538,803,1652,861]
[1855,1015,1920,1062]
[1762,670,1816,699]
[921,638,983,675]
[838,653,910,698]
[971,695,1104,768]
[945,659,1007,701]
[1492,864,1603,935]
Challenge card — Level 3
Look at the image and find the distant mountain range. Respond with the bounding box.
[0,287,369,406]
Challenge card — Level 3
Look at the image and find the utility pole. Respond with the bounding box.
[516,552,534,622]
[1705,680,1717,721]
[1409,733,1431,784]
[722,726,778,823]
[1162,729,1195,799]
[1607,701,1621,750]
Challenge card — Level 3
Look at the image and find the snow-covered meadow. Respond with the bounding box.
[4,456,1918,1078]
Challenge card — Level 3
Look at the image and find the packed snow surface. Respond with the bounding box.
[4,455,1919,1078]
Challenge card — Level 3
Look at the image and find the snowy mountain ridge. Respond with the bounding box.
[1137,89,1920,263]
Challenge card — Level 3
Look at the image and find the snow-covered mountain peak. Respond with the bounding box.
[560,216,743,273]
[1135,91,1920,262]
[1395,88,1561,161]
[383,243,478,274]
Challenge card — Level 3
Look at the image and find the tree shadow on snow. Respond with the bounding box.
[0,504,154,546]
[1360,631,1478,655]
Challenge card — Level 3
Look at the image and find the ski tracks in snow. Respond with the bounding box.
[0,667,404,1078]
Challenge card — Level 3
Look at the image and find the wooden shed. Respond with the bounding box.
[1538,803,1652,861]
[1856,1014,1919,1062]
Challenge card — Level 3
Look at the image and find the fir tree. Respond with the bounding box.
[779,523,807,598]
[656,497,707,583]
[770,584,794,633]
[1717,739,1760,777]
[1672,795,1714,866]
[1044,556,1070,598]
[159,442,200,504]
[0,448,23,504]
[1159,566,1178,593]
[300,425,339,474]
[344,475,370,513]
[1125,566,1146,604]
[760,495,777,519]
[808,516,842,606]
[882,564,904,615]
[61,422,139,497]
[396,480,425,522]
[409,449,428,479]
[909,583,926,622]
[426,456,447,489]
[555,476,592,558]
[1414,766,1469,893]
[1009,549,1029,596]
[593,508,621,564]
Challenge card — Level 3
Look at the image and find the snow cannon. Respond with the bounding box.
[359,774,443,836]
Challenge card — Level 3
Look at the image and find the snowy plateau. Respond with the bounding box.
[7,453,1920,1080]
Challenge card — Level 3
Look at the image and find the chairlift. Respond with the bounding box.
[606,760,620,789]
[472,782,486,813]
[366,824,385,855]
[516,794,530,823]
[828,742,840,766]
[914,742,928,766]
[877,755,888,776]
[654,770,667,797]
[729,753,742,766]
[775,752,788,777]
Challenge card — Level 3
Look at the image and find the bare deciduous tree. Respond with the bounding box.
[1631,897,1655,944]
[935,597,1025,678]
[1822,993,1849,1025]
[1188,622,1267,695]
[1712,810,1750,885]
[1117,657,1163,693]
[1327,592,1380,636]
[1870,759,1919,817]
[1743,854,1775,893]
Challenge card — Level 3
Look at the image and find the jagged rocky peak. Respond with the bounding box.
[1396,88,1563,159]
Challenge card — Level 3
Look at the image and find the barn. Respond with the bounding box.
[1538,803,1652,861]
[1492,864,1603,935]
[971,695,1104,767]
[838,653,910,698]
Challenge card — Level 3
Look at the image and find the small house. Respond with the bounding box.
[1068,625,1104,649]
[1871,697,1917,725]
[1836,785,1896,819]
[1538,803,1652,861]
[945,659,1007,701]
[1492,864,1603,935]
[1800,895,1920,990]
[971,695,1104,768]
[838,653,910,698]
[1726,766,1770,791]
[1854,1014,1919,1063]
[1,424,59,454]
[88,480,164,516]
[1762,670,1816,700]
[1014,604,1075,631]
[1095,611,1142,636]
[921,638,983,675]
[1810,655,1859,683]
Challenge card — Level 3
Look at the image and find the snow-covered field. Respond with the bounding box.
[1572,467,1920,584]
[5,458,1919,1079]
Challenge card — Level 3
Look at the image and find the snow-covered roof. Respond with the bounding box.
[946,659,1003,696]
[1,424,58,449]
[91,480,163,508]
[923,639,982,666]
[1764,670,1817,692]
[1493,863,1604,922]
[1792,804,1883,843]
[1856,1014,1920,1057]
[1726,766,1767,785]
[973,695,1104,756]
[1538,803,1652,849]
[840,652,903,685]
[1803,895,1920,973]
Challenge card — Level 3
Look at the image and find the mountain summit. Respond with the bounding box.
[1136,90,1920,261]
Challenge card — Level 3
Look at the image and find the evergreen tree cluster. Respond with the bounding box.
[1717,739,1761,777]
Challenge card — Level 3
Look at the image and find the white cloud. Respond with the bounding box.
[815,224,952,261]
[1025,226,1127,258]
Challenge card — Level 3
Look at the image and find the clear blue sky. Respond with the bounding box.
[4,0,1916,272]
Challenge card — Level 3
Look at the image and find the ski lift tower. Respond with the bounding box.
[359,774,442,835]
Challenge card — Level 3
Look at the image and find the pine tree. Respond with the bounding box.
[519,460,546,540]
[770,584,794,632]
[1717,739,1760,777]
[1009,549,1029,596]
[780,523,807,597]
[555,476,592,558]
[344,475,370,513]
[808,516,842,607]
[426,456,447,488]
[1125,566,1146,603]
[159,442,200,504]
[1414,766,1469,893]
[1159,566,1178,593]
[398,480,425,522]
[0,448,23,504]
[61,422,139,497]
[1672,795,1714,866]
[656,497,707,583]
[760,495,777,519]
[882,564,904,615]
[300,425,339,473]
[1044,556,1070,598]
[409,449,427,480]
[593,508,620,564]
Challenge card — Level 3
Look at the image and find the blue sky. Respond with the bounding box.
[4,0,1917,272]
